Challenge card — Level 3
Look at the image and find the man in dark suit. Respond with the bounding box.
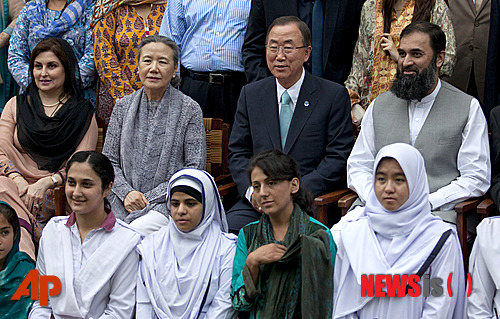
[227,16,354,233]
[242,0,365,84]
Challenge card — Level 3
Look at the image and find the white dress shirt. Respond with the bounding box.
[347,80,490,211]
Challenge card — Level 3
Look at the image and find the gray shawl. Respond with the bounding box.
[103,86,206,223]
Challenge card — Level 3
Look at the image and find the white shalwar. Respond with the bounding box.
[467,217,500,318]
[29,212,142,319]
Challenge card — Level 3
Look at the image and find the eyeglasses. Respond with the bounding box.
[266,45,307,55]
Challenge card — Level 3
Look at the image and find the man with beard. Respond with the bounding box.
[346,21,490,228]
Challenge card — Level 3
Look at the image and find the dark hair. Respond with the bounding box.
[66,151,114,190]
[383,0,435,33]
[266,16,312,47]
[138,35,180,87]
[400,21,446,56]
[247,150,314,215]
[29,38,75,96]
[0,202,19,241]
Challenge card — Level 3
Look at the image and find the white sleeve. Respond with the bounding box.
[28,238,53,318]
[466,238,497,318]
[347,100,377,203]
[428,98,490,210]
[135,260,156,319]
[204,243,238,319]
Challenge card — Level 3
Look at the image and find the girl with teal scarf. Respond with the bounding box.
[0,201,36,318]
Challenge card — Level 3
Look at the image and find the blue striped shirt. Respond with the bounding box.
[159,0,251,72]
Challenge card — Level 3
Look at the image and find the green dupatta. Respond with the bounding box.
[249,204,333,318]
[0,202,36,318]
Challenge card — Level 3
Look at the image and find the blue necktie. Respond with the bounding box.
[280,90,293,148]
[312,0,323,77]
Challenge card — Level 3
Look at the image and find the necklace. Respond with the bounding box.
[42,100,60,108]
[49,103,62,117]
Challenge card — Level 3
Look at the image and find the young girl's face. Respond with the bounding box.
[374,158,410,211]
[170,192,203,232]
[0,214,14,269]
[65,162,111,215]
[250,166,299,217]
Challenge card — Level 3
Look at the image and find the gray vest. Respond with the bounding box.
[373,81,472,193]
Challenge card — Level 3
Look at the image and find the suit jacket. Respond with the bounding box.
[242,0,366,84]
[448,0,491,106]
[485,0,500,118]
[489,106,500,209]
[228,71,354,197]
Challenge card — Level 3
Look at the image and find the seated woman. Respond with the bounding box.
[102,34,206,235]
[29,151,142,318]
[136,168,237,318]
[466,217,500,317]
[231,150,336,318]
[332,143,465,319]
[0,201,35,318]
[7,0,96,105]
[0,37,97,259]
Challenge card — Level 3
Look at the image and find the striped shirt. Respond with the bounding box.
[159,0,251,72]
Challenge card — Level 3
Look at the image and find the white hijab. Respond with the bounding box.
[137,168,233,319]
[334,143,456,317]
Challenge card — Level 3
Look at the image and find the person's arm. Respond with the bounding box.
[93,9,134,101]
[231,230,259,312]
[430,0,456,78]
[79,5,96,89]
[466,236,497,318]
[344,0,372,108]
[102,98,135,200]
[98,249,140,318]
[205,242,238,319]
[300,86,354,196]
[7,3,31,91]
[136,259,155,318]
[228,86,254,197]
[421,232,465,318]
[490,107,500,209]
[346,99,378,203]
[241,0,269,83]
[428,99,490,210]
[0,98,22,176]
[0,0,24,48]
[28,235,54,318]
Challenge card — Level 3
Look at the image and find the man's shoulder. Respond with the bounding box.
[440,81,474,99]
[242,75,276,92]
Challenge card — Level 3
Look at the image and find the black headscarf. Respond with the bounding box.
[16,38,93,173]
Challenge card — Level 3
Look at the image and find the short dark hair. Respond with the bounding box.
[247,150,314,215]
[266,16,312,47]
[0,202,19,242]
[66,151,114,191]
[30,38,73,95]
[400,21,446,56]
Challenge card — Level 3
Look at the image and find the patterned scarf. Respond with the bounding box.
[27,0,94,39]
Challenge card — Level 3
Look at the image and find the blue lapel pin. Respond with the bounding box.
[304,101,310,107]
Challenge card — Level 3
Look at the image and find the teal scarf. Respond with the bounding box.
[0,202,36,318]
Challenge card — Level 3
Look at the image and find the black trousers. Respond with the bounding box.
[180,66,246,126]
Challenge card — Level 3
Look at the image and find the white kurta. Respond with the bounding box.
[136,232,237,319]
[29,213,142,319]
[332,207,465,319]
[467,217,500,318]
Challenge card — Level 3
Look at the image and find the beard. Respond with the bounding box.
[390,57,438,101]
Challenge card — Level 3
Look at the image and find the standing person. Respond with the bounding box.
[227,16,353,233]
[0,38,97,259]
[136,168,237,319]
[102,35,206,235]
[448,0,491,116]
[345,0,455,124]
[0,201,35,319]
[159,0,250,126]
[231,150,336,318]
[332,143,465,319]
[242,0,366,85]
[7,0,96,105]
[484,0,500,117]
[29,151,142,318]
[0,0,23,110]
[91,0,167,125]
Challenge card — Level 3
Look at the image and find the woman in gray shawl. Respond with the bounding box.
[102,35,206,234]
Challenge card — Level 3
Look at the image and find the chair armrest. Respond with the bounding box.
[54,186,66,216]
[477,198,496,218]
[314,189,352,207]
[218,182,237,197]
[455,197,483,213]
[338,191,359,216]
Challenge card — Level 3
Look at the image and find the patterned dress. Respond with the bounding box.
[93,3,165,125]
[7,0,96,105]
[345,0,456,109]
